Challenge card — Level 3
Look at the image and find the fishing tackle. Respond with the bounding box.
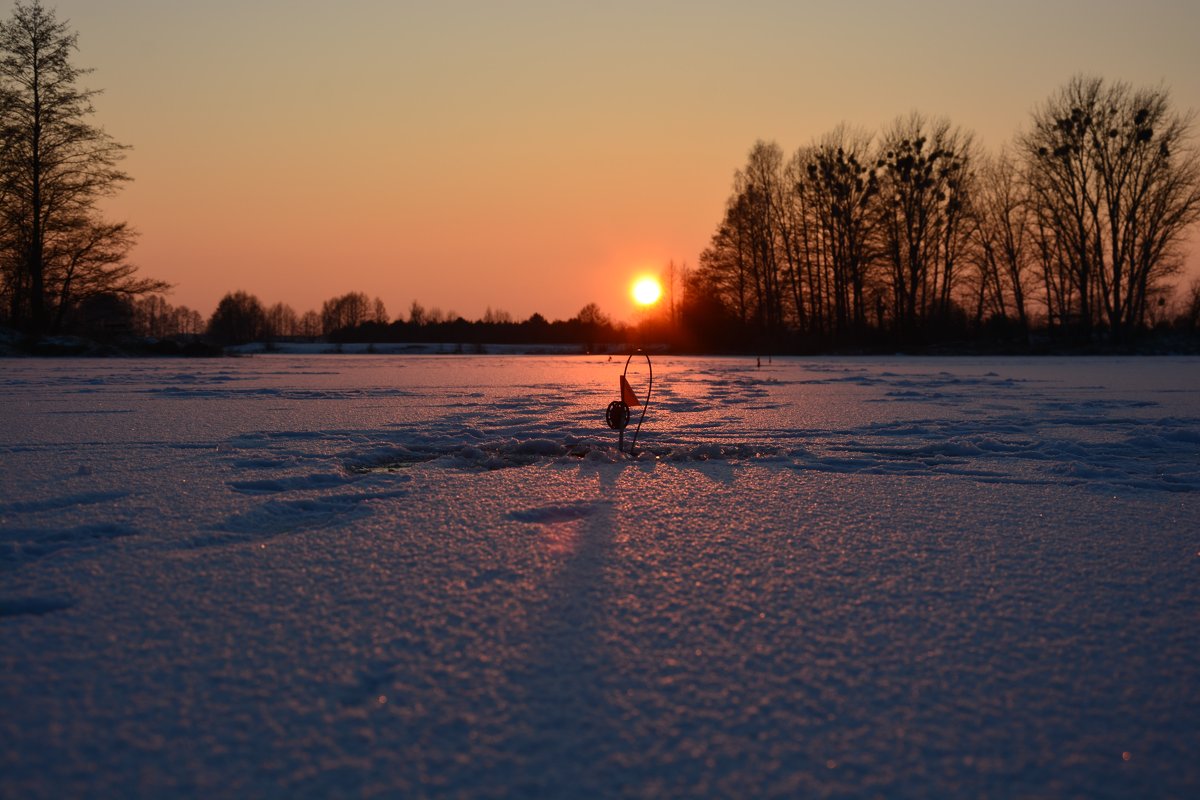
[605,350,653,454]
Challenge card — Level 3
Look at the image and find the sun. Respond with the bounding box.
[631,276,663,307]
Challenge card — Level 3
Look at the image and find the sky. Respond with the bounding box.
[42,0,1200,323]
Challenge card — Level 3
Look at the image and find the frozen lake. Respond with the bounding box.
[2,354,1198,797]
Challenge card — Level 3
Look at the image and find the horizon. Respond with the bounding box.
[44,0,1200,323]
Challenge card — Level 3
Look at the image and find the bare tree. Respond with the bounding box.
[876,113,975,339]
[321,291,370,334]
[972,149,1034,329]
[737,140,787,336]
[696,141,792,341]
[298,309,321,339]
[662,259,681,327]
[134,294,171,338]
[265,302,298,339]
[0,1,163,333]
[796,126,879,336]
[172,305,203,338]
[408,300,426,326]
[371,296,388,325]
[482,306,512,324]
[1022,76,1200,341]
[697,199,752,330]
[134,294,206,339]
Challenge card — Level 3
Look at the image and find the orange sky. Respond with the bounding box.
[49,0,1200,323]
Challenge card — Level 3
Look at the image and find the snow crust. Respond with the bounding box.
[2,354,1198,797]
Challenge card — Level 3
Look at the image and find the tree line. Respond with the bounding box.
[30,279,641,350]
[682,76,1200,350]
[196,290,629,349]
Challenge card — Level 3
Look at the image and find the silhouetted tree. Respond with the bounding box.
[73,292,133,338]
[371,296,388,324]
[320,291,370,334]
[1022,76,1200,341]
[971,149,1034,331]
[482,306,512,324]
[796,127,879,336]
[133,295,203,338]
[876,113,975,340]
[298,309,321,339]
[408,300,426,326]
[679,266,742,349]
[738,141,788,336]
[134,294,172,339]
[0,1,164,333]
[521,312,548,340]
[172,305,203,337]
[574,302,609,328]
[695,141,792,341]
[697,205,751,330]
[207,290,266,346]
[568,302,616,350]
[265,302,298,339]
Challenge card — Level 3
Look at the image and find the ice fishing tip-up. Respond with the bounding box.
[605,350,653,454]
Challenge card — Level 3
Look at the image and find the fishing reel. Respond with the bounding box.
[606,400,630,431]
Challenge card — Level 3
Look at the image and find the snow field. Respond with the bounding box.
[1,354,1198,797]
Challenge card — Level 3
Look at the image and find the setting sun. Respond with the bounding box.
[631,276,663,307]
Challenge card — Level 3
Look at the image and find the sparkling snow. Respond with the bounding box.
[2,354,1198,798]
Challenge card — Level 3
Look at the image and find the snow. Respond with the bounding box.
[1,354,1198,798]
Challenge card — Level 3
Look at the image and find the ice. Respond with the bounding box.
[1,354,1198,798]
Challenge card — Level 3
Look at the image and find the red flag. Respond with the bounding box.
[620,374,641,407]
